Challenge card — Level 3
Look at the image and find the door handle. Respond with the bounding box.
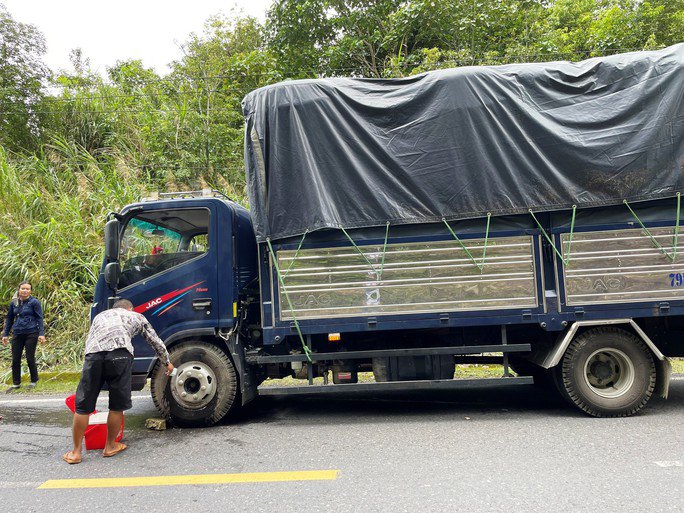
[192,298,212,310]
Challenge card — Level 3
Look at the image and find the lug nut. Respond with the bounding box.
[201,386,206,391]
[181,392,187,397]
[177,380,184,385]
[193,395,198,400]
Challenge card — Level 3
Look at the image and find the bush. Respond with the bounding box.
[0,142,145,370]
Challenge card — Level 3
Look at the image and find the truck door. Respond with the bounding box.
[115,206,218,374]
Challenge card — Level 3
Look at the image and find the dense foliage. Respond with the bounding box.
[0,0,681,373]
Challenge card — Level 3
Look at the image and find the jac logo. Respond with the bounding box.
[591,277,623,292]
[146,298,163,310]
[196,287,208,292]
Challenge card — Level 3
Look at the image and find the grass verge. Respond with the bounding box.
[1,371,81,395]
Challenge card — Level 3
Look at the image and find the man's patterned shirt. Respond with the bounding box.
[85,308,170,365]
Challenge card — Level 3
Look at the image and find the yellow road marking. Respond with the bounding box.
[39,470,339,489]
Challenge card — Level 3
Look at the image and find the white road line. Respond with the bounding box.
[0,481,42,489]
[654,461,683,468]
[0,395,150,406]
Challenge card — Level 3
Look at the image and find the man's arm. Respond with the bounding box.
[137,315,171,366]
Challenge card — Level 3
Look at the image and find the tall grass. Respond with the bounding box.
[0,140,148,371]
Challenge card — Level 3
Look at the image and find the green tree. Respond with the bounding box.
[168,14,280,189]
[41,50,118,155]
[266,0,335,78]
[540,0,684,57]
[267,0,550,78]
[326,0,403,77]
[0,4,49,152]
[39,13,280,192]
[267,0,681,78]
[384,0,547,72]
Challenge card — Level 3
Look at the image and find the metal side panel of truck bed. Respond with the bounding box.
[560,226,684,306]
[275,235,539,320]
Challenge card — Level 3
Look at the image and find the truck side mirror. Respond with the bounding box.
[104,219,120,261]
[104,262,121,289]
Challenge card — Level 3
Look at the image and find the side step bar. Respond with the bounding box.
[248,343,531,364]
[258,376,534,396]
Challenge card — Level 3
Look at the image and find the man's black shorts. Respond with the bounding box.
[75,348,133,414]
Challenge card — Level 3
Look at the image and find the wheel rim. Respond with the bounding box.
[583,348,635,398]
[170,360,217,409]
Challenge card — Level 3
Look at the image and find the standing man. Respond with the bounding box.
[63,299,174,464]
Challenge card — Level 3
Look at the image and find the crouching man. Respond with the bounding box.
[63,299,173,464]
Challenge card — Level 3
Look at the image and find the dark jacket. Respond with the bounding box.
[3,296,44,337]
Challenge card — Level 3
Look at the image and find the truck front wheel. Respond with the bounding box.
[554,328,656,417]
[151,341,239,427]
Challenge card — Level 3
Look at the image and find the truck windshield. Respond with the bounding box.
[117,208,210,289]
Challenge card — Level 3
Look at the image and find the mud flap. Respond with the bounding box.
[226,334,258,405]
[654,357,672,400]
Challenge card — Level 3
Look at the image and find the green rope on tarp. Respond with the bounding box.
[673,192,681,262]
[282,230,309,278]
[266,238,312,362]
[479,213,492,272]
[564,205,577,265]
[624,199,677,262]
[529,207,576,267]
[378,222,391,279]
[340,226,391,280]
[442,218,483,271]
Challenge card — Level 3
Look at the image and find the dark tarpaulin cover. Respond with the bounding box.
[243,45,684,242]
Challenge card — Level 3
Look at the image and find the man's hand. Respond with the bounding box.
[38,336,46,344]
[1,337,8,346]
[165,362,175,376]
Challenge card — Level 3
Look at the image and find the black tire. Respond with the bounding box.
[553,328,656,417]
[151,341,239,427]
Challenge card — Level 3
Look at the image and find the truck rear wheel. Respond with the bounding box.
[151,341,239,427]
[554,328,656,417]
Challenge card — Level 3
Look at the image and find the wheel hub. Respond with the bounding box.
[589,360,614,381]
[583,348,635,398]
[170,361,217,408]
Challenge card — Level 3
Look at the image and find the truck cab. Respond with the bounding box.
[93,191,257,393]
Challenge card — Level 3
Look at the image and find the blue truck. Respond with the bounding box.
[93,46,683,426]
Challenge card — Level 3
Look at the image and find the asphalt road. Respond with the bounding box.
[0,379,682,513]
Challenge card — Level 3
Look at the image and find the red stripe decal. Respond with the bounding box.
[133,281,205,313]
